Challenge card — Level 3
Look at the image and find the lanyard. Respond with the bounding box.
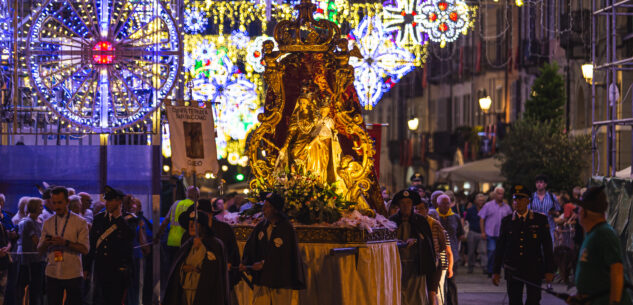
[55,212,70,237]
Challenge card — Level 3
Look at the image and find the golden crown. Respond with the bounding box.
[273,0,341,52]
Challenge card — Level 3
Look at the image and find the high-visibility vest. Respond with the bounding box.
[166,198,195,247]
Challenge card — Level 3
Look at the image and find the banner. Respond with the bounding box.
[166,106,219,176]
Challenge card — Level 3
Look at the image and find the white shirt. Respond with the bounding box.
[38,212,90,280]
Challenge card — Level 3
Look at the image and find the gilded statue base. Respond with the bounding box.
[233,224,397,243]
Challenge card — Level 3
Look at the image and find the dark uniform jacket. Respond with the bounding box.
[88,212,135,277]
[389,212,437,276]
[493,210,555,279]
[184,206,241,288]
[163,235,230,305]
[241,217,306,290]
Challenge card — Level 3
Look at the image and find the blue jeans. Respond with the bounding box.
[486,236,499,274]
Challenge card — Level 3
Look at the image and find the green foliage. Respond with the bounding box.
[497,119,591,192]
[525,62,566,124]
[246,169,357,224]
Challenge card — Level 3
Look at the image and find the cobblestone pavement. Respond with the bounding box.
[455,265,575,305]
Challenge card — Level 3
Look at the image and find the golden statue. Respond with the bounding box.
[248,0,386,215]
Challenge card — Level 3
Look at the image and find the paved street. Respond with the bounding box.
[455,265,573,305]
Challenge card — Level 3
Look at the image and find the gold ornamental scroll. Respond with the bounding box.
[247,0,386,215]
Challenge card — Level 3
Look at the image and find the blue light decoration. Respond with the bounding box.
[230,29,250,50]
[419,0,470,48]
[348,16,415,110]
[185,39,262,161]
[26,0,180,132]
[185,7,208,34]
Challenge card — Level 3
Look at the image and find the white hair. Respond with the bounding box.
[494,186,505,193]
[437,194,451,204]
[0,194,4,202]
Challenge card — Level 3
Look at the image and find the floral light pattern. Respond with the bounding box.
[420,0,470,48]
[348,16,415,110]
[382,0,426,50]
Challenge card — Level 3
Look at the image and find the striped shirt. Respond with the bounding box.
[529,192,560,237]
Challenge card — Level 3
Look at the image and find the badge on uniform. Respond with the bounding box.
[206,251,216,261]
[273,237,283,248]
[258,231,264,240]
[54,250,63,262]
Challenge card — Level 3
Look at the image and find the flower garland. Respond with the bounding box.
[246,170,358,224]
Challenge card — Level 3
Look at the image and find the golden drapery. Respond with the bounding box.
[234,240,401,305]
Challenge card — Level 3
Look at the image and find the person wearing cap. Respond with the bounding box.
[183,199,241,304]
[389,189,436,305]
[492,185,555,305]
[414,196,447,305]
[39,186,55,222]
[37,186,90,305]
[88,186,135,305]
[411,173,424,187]
[566,186,632,305]
[530,174,561,242]
[240,192,306,305]
[163,210,229,305]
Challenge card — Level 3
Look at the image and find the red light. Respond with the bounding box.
[92,41,115,64]
[429,12,437,22]
[450,12,459,22]
[438,2,448,11]
[438,22,448,32]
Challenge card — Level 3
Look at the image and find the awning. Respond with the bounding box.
[616,166,631,178]
[437,157,505,183]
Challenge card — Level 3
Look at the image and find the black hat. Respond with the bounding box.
[512,185,530,199]
[178,209,209,229]
[263,192,284,211]
[573,186,608,213]
[410,173,424,182]
[103,185,126,201]
[535,174,548,183]
[391,189,422,206]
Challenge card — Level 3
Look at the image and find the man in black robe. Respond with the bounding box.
[183,199,241,303]
[389,189,437,305]
[240,192,306,305]
[163,210,230,305]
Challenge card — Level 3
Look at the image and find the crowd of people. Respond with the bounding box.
[382,173,631,305]
[0,172,628,305]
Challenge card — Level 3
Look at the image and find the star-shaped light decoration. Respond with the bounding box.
[348,16,415,110]
[245,36,278,73]
[230,29,251,50]
[184,7,208,34]
[382,0,426,50]
[420,0,470,48]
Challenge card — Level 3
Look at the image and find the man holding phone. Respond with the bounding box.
[37,186,90,305]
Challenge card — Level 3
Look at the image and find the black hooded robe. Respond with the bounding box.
[241,218,306,290]
[163,236,230,305]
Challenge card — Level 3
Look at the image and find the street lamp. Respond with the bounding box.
[408,117,419,131]
[582,63,594,84]
[478,94,492,113]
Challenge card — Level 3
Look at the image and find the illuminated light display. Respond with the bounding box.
[185,7,208,34]
[26,0,179,132]
[382,0,426,49]
[420,0,470,48]
[92,41,114,65]
[348,16,415,110]
[231,29,251,50]
[185,38,262,158]
[246,36,278,73]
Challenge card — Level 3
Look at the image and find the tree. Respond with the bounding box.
[497,119,590,192]
[524,62,566,124]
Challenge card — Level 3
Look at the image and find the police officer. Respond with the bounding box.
[88,186,135,305]
[492,185,555,305]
